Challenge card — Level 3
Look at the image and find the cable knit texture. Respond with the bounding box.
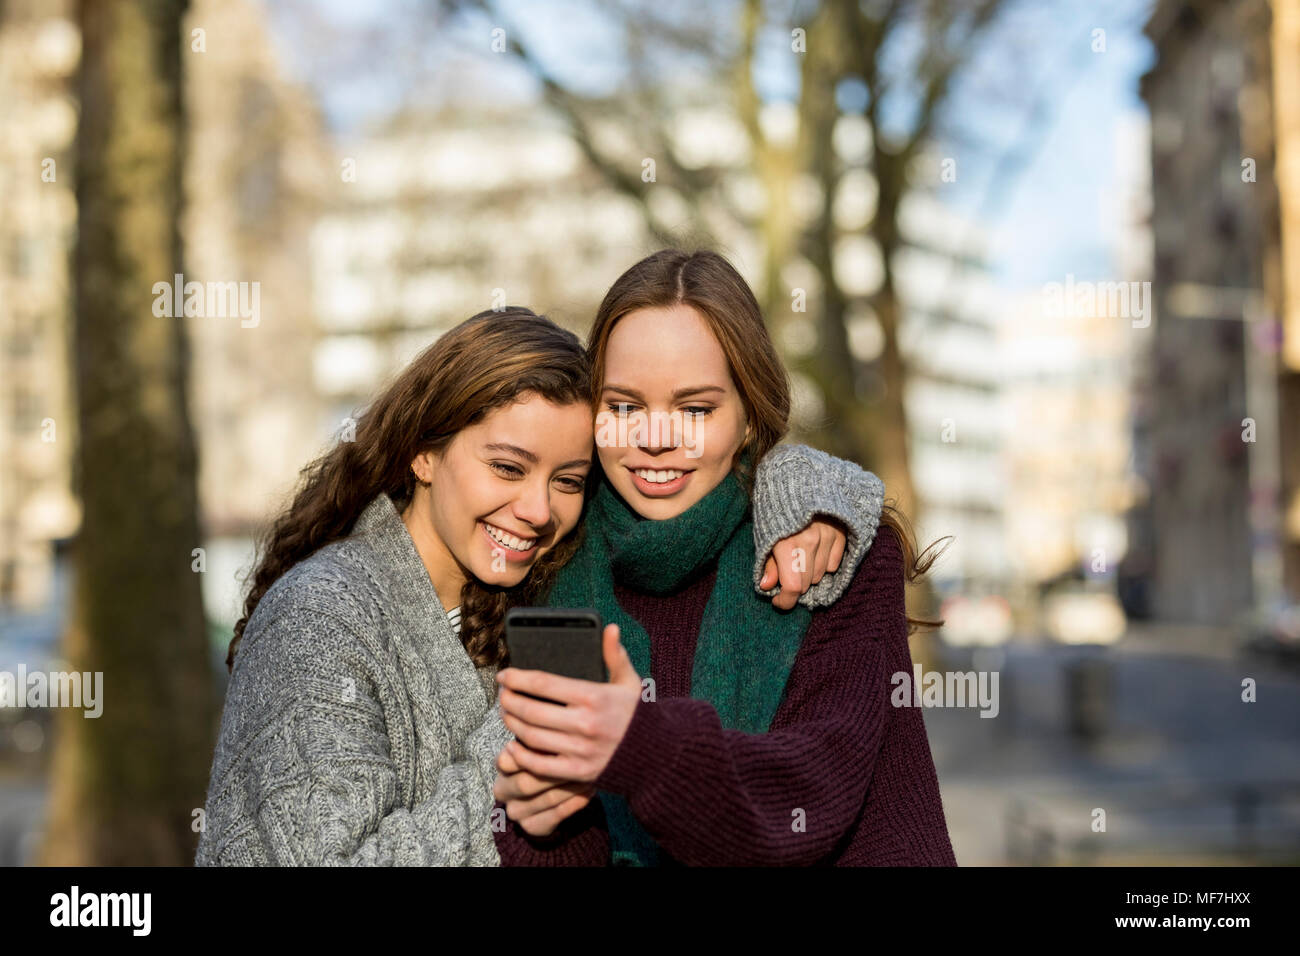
[195,493,510,866]
[754,442,883,606]
[494,521,958,866]
[750,444,886,607]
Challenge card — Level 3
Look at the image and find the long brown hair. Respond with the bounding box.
[587,248,946,633]
[228,307,592,673]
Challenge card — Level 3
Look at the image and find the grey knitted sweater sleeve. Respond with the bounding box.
[195,495,511,867]
[750,442,886,609]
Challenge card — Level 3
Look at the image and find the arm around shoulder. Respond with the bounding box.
[750,442,886,608]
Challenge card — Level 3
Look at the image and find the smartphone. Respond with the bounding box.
[503,608,608,692]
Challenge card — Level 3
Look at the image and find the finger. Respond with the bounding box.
[496,666,596,707]
[771,541,794,604]
[603,623,638,686]
[510,738,580,781]
[796,532,828,593]
[774,586,795,610]
[827,527,846,572]
[494,770,538,804]
[498,685,588,734]
[799,530,830,591]
[777,544,806,608]
[494,766,528,803]
[510,737,557,759]
[765,542,795,609]
[497,745,521,774]
[506,782,582,819]
[519,791,593,837]
[507,780,592,821]
[552,791,593,820]
[501,712,589,757]
[761,554,777,589]
[808,530,831,586]
[495,765,573,802]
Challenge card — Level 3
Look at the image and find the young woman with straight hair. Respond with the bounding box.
[492,251,957,866]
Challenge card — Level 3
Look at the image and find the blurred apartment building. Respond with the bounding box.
[181,0,332,535]
[308,109,651,421]
[892,193,1009,595]
[0,0,79,611]
[984,113,1150,644]
[1000,287,1136,577]
[1138,0,1300,627]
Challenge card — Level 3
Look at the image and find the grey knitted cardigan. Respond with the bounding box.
[195,443,885,866]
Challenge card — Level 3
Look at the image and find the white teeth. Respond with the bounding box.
[634,469,684,484]
[483,522,536,552]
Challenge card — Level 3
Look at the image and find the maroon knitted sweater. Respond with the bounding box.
[492,523,958,866]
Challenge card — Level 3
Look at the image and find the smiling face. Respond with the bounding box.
[403,392,594,608]
[596,302,749,520]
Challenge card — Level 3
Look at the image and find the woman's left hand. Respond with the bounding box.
[496,623,641,783]
[493,744,596,836]
[760,515,849,610]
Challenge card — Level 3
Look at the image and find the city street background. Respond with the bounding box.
[1,0,1298,864]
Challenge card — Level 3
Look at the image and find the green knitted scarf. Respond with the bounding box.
[546,457,812,866]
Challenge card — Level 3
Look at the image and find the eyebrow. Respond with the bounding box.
[484,443,592,471]
[602,384,726,401]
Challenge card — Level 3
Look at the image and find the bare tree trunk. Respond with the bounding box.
[868,167,920,522]
[793,1,874,468]
[735,0,796,322]
[40,0,214,866]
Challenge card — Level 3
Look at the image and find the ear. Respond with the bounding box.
[735,423,755,467]
[410,449,436,484]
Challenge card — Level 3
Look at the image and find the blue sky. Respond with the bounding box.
[977,6,1156,288]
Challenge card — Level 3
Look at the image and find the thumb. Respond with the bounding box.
[602,623,636,685]
[760,554,777,589]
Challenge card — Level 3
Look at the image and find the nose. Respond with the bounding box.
[511,475,553,530]
[631,408,681,453]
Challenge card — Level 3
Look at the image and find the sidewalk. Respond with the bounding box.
[926,636,1300,865]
